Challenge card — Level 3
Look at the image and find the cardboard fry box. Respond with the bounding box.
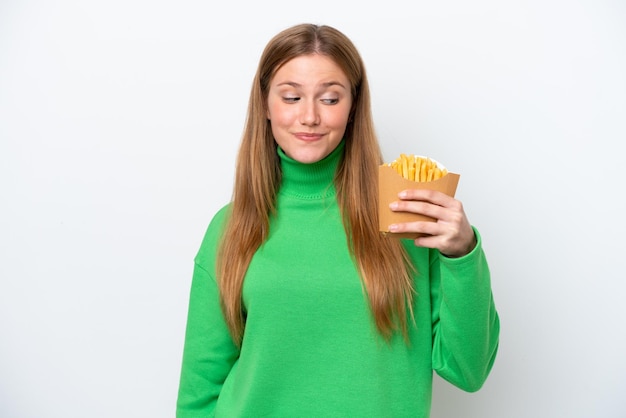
[378,165,461,239]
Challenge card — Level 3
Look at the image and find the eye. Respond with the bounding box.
[283,96,300,103]
[321,97,339,105]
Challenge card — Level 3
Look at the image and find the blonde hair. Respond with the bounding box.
[217,24,415,346]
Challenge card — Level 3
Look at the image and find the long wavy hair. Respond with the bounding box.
[217,23,415,346]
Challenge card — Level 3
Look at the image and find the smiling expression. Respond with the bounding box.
[266,54,352,164]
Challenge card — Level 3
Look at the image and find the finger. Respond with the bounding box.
[388,220,441,236]
[389,200,445,220]
[415,228,476,257]
[412,234,442,249]
[398,188,453,206]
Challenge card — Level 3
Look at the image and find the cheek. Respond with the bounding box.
[268,104,294,126]
[326,108,351,129]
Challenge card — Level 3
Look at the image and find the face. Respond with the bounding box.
[266,54,352,164]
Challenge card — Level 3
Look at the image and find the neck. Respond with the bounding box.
[277,141,345,199]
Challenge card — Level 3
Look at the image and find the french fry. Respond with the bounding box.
[401,154,408,179]
[386,154,448,182]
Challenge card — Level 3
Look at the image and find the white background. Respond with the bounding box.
[1,0,625,417]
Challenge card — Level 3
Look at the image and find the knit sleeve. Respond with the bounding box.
[430,227,500,392]
[176,207,239,417]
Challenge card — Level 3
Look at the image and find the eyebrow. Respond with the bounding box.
[276,81,347,90]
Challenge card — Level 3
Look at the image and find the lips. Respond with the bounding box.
[294,132,324,142]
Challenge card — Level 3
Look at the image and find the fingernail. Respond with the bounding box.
[398,191,407,199]
[388,224,398,232]
[389,202,398,210]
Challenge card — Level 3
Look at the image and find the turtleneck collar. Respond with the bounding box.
[277,140,345,199]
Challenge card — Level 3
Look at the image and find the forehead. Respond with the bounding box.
[272,54,349,86]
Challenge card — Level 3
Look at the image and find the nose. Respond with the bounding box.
[299,100,320,126]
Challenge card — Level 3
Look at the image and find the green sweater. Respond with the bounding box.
[177,142,499,417]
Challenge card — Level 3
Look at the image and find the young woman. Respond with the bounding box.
[176,23,499,418]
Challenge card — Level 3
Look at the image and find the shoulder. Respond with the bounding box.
[194,203,232,271]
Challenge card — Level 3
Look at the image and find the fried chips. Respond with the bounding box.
[386,154,448,182]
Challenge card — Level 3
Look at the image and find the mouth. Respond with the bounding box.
[294,132,324,142]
